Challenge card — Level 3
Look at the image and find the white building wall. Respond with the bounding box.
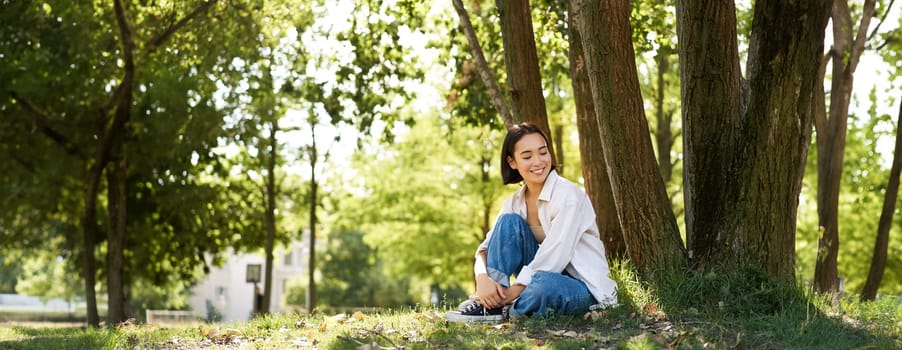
[187,238,308,323]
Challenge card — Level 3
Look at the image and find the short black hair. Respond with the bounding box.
[500,122,556,184]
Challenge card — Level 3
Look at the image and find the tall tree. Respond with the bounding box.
[2,0,262,326]
[861,100,902,300]
[676,0,831,276]
[565,1,626,259]
[812,0,878,294]
[573,0,687,275]
[495,0,557,164]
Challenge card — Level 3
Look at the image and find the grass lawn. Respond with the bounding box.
[1,268,899,349]
[0,300,899,350]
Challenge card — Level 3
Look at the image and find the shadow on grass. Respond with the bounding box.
[649,267,900,349]
[0,327,112,350]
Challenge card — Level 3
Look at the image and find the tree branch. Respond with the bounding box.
[847,0,877,75]
[813,52,830,139]
[9,91,86,160]
[451,0,514,128]
[8,150,36,173]
[145,0,218,53]
[866,0,895,43]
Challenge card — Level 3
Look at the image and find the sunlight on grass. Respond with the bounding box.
[1,262,899,349]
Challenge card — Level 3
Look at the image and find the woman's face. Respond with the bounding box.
[507,132,551,187]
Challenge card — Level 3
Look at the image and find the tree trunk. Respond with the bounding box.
[566,1,626,259]
[861,100,902,301]
[734,0,831,277]
[82,167,102,327]
[495,0,557,164]
[106,154,127,324]
[306,124,318,312]
[813,0,877,295]
[554,125,565,176]
[654,51,673,184]
[675,0,743,268]
[573,0,687,276]
[105,0,135,324]
[262,120,278,314]
[480,152,492,241]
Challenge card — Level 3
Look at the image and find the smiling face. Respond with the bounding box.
[507,132,552,188]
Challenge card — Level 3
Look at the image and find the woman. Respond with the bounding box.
[447,122,618,322]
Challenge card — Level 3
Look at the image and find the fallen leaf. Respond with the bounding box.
[208,328,243,343]
[584,310,605,321]
[531,338,545,346]
[318,321,328,332]
[353,311,366,321]
[115,317,136,330]
[414,312,437,322]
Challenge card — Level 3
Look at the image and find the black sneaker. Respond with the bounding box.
[445,299,508,323]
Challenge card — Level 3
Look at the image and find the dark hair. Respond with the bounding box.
[500,122,556,184]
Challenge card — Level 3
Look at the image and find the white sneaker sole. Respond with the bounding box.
[445,311,506,323]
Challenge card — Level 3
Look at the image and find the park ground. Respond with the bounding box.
[1,268,900,349]
[0,292,899,349]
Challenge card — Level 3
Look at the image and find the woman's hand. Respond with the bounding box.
[474,274,506,308]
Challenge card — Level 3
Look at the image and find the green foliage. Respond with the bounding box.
[285,229,415,309]
[336,116,507,297]
[630,0,676,55]
[797,87,902,296]
[443,0,507,127]
[13,241,81,303]
[0,0,276,316]
[0,256,18,293]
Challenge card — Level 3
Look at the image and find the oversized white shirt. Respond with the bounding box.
[475,170,618,306]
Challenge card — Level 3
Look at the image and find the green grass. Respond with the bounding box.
[1,265,899,349]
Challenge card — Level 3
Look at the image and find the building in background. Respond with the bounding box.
[187,236,308,323]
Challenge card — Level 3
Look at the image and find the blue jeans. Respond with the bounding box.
[485,213,596,317]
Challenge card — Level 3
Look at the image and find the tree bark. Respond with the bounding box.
[104,0,136,325]
[654,51,673,184]
[495,0,557,165]
[675,0,743,268]
[813,0,877,295]
[451,0,514,128]
[566,1,626,259]
[262,120,278,314]
[573,0,687,276]
[306,123,318,312]
[106,154,127,324]
[734,0,831,277]
[861,100,902,301]
[82,164,102,327]
[676,0,830,277]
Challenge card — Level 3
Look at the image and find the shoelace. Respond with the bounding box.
[461,300,487,315]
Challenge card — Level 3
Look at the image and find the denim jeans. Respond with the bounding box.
[485,213,597,317]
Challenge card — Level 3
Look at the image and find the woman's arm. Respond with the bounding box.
[474,250,507,308]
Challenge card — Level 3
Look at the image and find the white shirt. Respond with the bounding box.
[475,170,618,306]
